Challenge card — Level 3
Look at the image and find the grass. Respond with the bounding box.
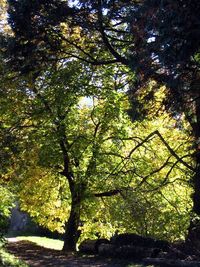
[1,235,63,266]
[16,236,64,250]
[0,248,29,267]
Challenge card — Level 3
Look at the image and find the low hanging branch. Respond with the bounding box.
[126,130,194,172]
[105,129,194,184]
[94,189,122,197]
[94,130,194,198]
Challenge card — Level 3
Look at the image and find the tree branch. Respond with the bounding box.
[94,189,121,197]
[97,0,129,66]
[137,155,172,187]
[154,130,194,171]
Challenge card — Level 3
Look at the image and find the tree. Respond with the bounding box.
[0,58,134,251]
[3,0,198,249]
[127,0,200,243]
[0,51,192,251]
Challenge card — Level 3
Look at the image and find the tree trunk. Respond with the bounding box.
[191,157,200,216]
[62,183,83,252]
[187,97,200,246]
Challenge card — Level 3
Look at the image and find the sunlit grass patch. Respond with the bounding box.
[16,236,64,250]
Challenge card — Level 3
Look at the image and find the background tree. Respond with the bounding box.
[128,0,200,243]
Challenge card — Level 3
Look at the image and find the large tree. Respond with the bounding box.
[4,0,199,248]
[0,56,138,251]
[0,52,192,251]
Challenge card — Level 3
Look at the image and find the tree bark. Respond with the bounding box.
[187,97,200,245]
[191,155,200,216]
[62,182,83,252]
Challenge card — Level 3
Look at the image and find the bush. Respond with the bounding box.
[0,234,6,249]
[0,248,29,267]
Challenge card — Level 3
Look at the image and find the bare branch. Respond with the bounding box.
[137,155,172,187]
[154,130,194,171]
[94,189,121,197]
[97,0,129,66]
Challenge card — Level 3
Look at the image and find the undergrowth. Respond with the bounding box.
[0,248,29,267]
[0,235,28,267]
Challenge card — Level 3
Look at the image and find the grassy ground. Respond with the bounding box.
[7,236,153,267]
[1,235,63,267]
[16,236,64,250]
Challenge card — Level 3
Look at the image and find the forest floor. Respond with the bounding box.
[6,240,147,267]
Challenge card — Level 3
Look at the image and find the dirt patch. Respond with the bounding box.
[6,240,135,267]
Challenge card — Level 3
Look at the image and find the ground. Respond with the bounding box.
[6,240,146,267]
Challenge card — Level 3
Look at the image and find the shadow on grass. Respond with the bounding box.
[6,240,151,267]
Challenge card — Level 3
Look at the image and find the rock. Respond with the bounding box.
[157,251,168,258]
[98,244,115,257]
[114,245,154,259]
[79,238,110,254]
[166,247,188,260]
[185,255,199,261]
[111,233,169,250]
[79,239,97,254]
[95,238,110,253]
